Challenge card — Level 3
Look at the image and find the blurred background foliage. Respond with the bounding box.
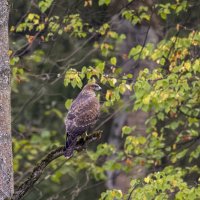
[10,0,200,199]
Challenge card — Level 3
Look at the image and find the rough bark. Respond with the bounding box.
[0,1,14,199]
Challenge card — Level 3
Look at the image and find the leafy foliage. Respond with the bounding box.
[10,0,200,199]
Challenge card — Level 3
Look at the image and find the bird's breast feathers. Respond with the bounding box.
[65,95,100,134]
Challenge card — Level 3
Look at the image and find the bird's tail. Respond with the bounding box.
[64,134,77,157]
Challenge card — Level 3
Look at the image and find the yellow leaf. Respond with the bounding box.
[119,84,126,94]
[8,50,13,56]
[160,92,169,101]
[142,95,150,104]
[152,132,158,137]
[144,176,150,183]
[109,78,117,86]
[172,180,177,187]
[27,13,34,21]
[33,19,39,25]
[184,62,191,71]
[106,90,112,100]
[10,26,15,32]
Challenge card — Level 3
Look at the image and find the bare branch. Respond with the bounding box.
[11,131,102,200]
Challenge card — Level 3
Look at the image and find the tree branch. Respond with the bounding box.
[11,131,102,200]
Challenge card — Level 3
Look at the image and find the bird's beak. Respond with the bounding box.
[96,85,102,91]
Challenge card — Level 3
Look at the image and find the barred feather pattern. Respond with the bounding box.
[64,84,101,157]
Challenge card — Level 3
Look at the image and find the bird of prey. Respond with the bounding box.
[64,83,101,157]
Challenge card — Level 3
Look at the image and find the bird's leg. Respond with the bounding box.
[83,127,92,140]
[86,127,93,136]
[82,131,88,143]
[83,127,93,145]
[80,131,89,150]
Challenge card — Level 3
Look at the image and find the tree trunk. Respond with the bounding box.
[0,1,14,199]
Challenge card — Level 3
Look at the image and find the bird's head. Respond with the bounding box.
[82,83,102,96]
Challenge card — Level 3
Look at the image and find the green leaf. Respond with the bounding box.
[110,57,117,65]
[38,0,53,13]
[98,0,111,6]
[122,126,134,136]
[65,99,73,110]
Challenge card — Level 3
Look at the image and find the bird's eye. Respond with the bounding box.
[92,84,101,91]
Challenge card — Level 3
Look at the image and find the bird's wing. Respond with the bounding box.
[67,96,100,129]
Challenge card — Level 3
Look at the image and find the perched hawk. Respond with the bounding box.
[64,83,101,157]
